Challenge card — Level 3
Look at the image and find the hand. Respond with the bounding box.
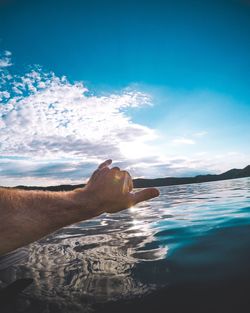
[73,159,159,215]
[0,160,159,255]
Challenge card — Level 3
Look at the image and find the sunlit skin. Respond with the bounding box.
[0,159,159,256]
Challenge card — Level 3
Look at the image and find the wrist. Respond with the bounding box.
[66,188,104,221]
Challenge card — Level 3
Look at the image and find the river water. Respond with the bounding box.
[1,177,250,313]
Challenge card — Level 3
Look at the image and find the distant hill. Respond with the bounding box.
[134,165,250,188]
[6,165,250,191]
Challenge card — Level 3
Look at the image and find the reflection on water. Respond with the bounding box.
[0,177,250,312]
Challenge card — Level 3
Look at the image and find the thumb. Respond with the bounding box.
[132,188,159,205]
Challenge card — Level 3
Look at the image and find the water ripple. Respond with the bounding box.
[0,177,249,313]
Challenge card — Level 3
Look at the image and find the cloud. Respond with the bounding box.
[0,66,155,161]
[193,131,208,137]
[171,132,207,145]
[172,138,195,145]
[0,158,97,181]
[0,51,162,185]
[0,50,12,69]
[0,155,208,186]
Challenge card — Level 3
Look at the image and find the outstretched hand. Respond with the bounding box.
[0,160,159,255]
[73,159,160,215]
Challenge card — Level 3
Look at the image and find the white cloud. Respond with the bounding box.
[0,155,209,186]
[0,53,162,184]
[0,58,12,68]
[0,91,10,101]
[171,138,195,145]
[193,131,208,137]
[0,50,12,69]
[4,50,12,57]
[0,70,155,160]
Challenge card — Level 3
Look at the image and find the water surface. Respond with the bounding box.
[1,177,250,312]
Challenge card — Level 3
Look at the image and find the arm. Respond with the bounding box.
[0,160,159,255]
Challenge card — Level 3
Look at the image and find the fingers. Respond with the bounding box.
[110,166,120,172]
[120,170,131,179]
[98,159,112,170]
[121,170,133,192]
[93,160,134,194]
[90,160,112,181]
[107,168,133,193]
[90,169,100,180]
[131,188,159,205]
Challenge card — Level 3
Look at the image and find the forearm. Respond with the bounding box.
[0,188,96,255]
[0,159,159,256]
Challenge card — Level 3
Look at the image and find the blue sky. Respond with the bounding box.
[0,0,250,186]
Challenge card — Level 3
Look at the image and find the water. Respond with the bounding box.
[1,177,250,313]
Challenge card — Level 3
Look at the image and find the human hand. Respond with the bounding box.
[73,159,159,216]
[0,160,159,255]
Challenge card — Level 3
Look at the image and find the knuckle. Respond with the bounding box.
[121,170,131,177]
[101,167,110,174]
[111,166,120,171]
[90,169,99,179]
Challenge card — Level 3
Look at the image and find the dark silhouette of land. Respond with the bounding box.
[8,165,250,191]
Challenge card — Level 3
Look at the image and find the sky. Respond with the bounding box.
[0,0,250,186]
